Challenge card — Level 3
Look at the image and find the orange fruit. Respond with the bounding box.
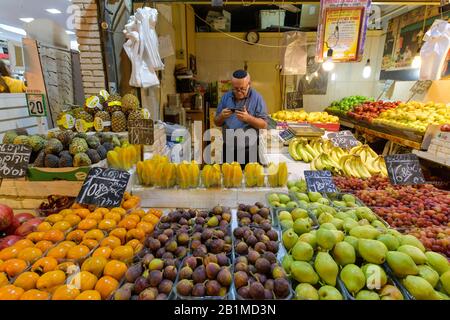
[75,290,101,300]
[66,245,90,260]
[103,212,121,223]
[92,247,112,259]
[34,240,54,253]
[17,247,42,264]
[118,218,137,230]
[1,259,28,278]
[0,285,24,300]
[66,230,85,243]
[98,219,117,231]
[58,241,77,250]
[94,208,110,215]
[37,222,52,232]
[73,208,91,219]
[100,236,121,249]
[127,214,141,223]
[142,213,159,226]
[110,245,134,262]
[109,228,126,244]
[52,285,80,300]
[43,229,65,243]
[148,209,163,218]
[77,218,97,230]
[46,214,63,224]
[126,239,142,251]
[80,239,98,250]
[83,229,105,242]
[0,272,8,287]
[56,262,79,273]
[95,276,118,300]
[20,289,50,300]
[31,257,58,274]
[36,270,66,293]
[111,207,127,216]
[122,199,139,211]
[68,271,98,291]
[103,260,127,281]
[0,246,19,260]
[13,271,40,290]
[131,209,146,218]
[137,221,154,234]
[126,228,145,242]
[52,220,72,232]
[13,239,35,250]
[81,256,108,278]
[64,214,81,227]
[123,192,132,201]
[58,209,73,216]
[26,232,45,243]
[46,246,68,260]
[86,211,103,222]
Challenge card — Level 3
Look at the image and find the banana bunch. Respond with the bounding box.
[310,153,342,174]
[201,164,222,188]
[349,144,378,163]
[176,160,200,189]
[107,145,141,170]
[288,139,316,163]
[244,162,265,187]
[365,156,388,177]
[339,155,372,179]
[136,155,170,186]
[222,162,243,188]
[329,146,348,164]
[267,162,289,187]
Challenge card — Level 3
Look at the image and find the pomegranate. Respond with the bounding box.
[14,218,44,236]
[0,204,14,231]
[0,235,22,249]
[14,213,35,225]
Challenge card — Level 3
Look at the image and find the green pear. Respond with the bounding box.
[330,218,344,230]
[295,193,310,203]
[358,219,370,226]
[343,218,359,233]
[287,181,296,188]
[436,291,450,300]
[295,283,319,300]
[440,270,450,295]
[400,235,425,252]
[318,212,334,224]
[314,252,338,286]
[268,193,280,203]
[335,211,349,220]
[291,208,309,220]
[282,228,298,250]
[332,200,347,207]
[298,232,317,249]
[397,245,427,265]
[379,284,404,300]
[316,228,337,251]
[295,180,306,191]
[317,198,330,205]
[297,200,309,209]
[349,225,381,239]
[355,290,380,300]
[371,220,388,231]
[317,285,343,300]
[344,236,359,252]
[425,251,450,275]
[386,251,419,278]
[319,222,337,230]
[403,275,440,300]
[280,219,294,230]
[278,211,293,221]
[332,242,356,266]
[358,239,388,264]
[355,207,377,222]
[289,186,300,192]
[290,261,319,284]
[291,241,314,262]
[279,194,291,204]
[345,210,358,220]
[342,194,356,204]
[287,201,298,209]
[361,264,387,289]
[293,218,312,235]
[377,234,400,251]
[331,230,345,242]
[340,264,365,295]
[387,229,402,238]
[282,254,294,273]
[418,265,440,288]
[308,191,322,202]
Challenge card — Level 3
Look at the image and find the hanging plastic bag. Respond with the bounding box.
[281,31,307,75]
[420,20,450,80]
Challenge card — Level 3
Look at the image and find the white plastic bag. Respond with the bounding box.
[420,20,450,80]
[281,31,307,75]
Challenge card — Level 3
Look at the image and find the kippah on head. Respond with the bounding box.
[232,69,248,79]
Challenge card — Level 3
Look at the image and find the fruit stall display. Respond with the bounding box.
[270,110,339,124]
[347,101,400,123]
[326,96,374,116]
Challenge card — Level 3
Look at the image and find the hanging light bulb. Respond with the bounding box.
[305,75,311,81]
[362,59,372,79]
[411,46,422,69]
[331,73,336,81]
[313,71,319,77]
[322,48,335,72]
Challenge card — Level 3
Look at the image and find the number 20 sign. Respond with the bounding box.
[26,93,47,117]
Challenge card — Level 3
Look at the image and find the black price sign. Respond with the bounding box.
[304,170,337,193]
[128,119,154,145]
[76,167,130,207]
[0,144,32,178]
[385,153,425,185]
[328,130,359,149]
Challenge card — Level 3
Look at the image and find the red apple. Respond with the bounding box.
[0,204,14,231]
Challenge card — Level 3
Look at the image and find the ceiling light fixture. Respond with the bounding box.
[331,73,336,81]
[0,24,26,35]
[20,18,34,23]
[362,59,372,79]
[46,8,62,14]
[322,48,335,72]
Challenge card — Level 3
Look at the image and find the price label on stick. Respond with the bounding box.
[0,144,32,178]
[76,168,130,207]
[304,170,337,193]
[385,153,425,185]
[128,119,154,145]
[327,130,360,149]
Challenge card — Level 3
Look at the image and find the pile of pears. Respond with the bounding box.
[281,193,450,300]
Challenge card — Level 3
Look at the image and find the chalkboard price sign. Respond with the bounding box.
[304,170,337,193]
[0,144,32,178]
[128,119,154,145]
[76,167,130,207]
[385,153,425,185]
[328,130,360,149]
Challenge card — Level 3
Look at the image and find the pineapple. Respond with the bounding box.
[127,109,145,121]
[94,111,111,132]
[111,111,127,132]
[105,93,122,113]
[75,110,94,123]
[121,93,140,114]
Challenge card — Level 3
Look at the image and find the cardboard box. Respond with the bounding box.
[27,159,107,181]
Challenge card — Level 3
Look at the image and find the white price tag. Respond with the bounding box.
[26,93,47,117]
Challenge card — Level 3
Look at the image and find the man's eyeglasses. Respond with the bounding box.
[232,85,249,93]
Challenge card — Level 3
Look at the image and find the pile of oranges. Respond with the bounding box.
[0,193,163,300]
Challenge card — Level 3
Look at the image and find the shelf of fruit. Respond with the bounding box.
[347,101,400,123]
[269,110,340,131]
[326,95,374,116]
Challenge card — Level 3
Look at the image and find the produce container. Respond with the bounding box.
[325,192,365,209]
[27,159,107,181]
[272,206,319,231]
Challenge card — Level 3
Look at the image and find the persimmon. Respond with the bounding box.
[109,228,126,244]
[66,230,85,243]
[86,211,103,222]
[46,246,68,260]
[103,260,127,281]
[1,259,28,278]
[36,270,66,293]
[75,290,101,300]
[83,229,105,242]
[58,241,77,250]
[95,276,118,300]
[118,218,137,230]
[77,218,98,230]
[17,247,42,264]
[26,232,45,243]
[0,246,19,260]
[20,289,50,300]
[131,209,146,218]
[52,284,80,300]
[126,239,142,251]
[66,245,90,260]
[127,214,141,223]
[110,245,134,262]
[103,212,121,223]
[123,192,132,201]
[100,236,121,249]
[13,271,40,290]
[126,229,145,242]
[0,285,24,300]
[34,240,54,253]
[147,208,162,218]
[81,256,107,278]
[98,219,117,231]
[52,220,72,232]
[80,239,98,250]
[46,214,63,224]
[136,221,154,234]
[13,239,35,250]
[94,208,109,216]
[58,209,73,216]
[63,214,81,227]
[37,222,52,232]
[142,213,159,226]
[43,229,65,243]
[73,208,91,219]
[111,207,126,216]
[0,272,9,287]
[31,257,58,274]
[122,199,139,211]
[92,246,112,259]
[68,271,98,291]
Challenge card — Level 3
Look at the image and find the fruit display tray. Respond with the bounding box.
[271,205,319,231]
[27,159,108,181]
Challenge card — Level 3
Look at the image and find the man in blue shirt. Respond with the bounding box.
[214,70,268,164]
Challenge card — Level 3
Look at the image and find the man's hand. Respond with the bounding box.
[221,108,233,120]
[236,107,251,123]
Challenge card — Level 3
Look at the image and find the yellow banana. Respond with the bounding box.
[289,139,301,161]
